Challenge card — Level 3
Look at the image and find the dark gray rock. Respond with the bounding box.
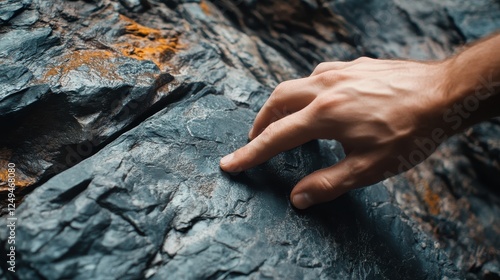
[0,0,499,279]
[384,124,500,279]
[0,0,31,23]
[0,0,182,190]
[2,91,462,279]
[461,120,500,192]
[442,0,500,42]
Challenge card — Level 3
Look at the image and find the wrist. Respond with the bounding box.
[437,54,500,133]
[442,54,476,106]
[441,35,500,128]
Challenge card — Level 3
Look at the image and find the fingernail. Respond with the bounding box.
[292,193,313,209]
[220,153,234,167]
[228,165,243,176]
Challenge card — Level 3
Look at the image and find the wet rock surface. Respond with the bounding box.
[0,0,499,279]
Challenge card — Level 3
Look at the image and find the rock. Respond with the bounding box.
[2,91,462,279]
[0,0,499,279]
[0,0,31,23]
[0,0,182,192]
[461,120,500,193]
[384,122,500,279]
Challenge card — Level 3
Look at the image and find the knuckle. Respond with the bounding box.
[273,82,288,95]
[313,70,347,87]
[313,62,329,74]
[268,82,287,106]
[347,158,366,176]
[310,97,328,113]
[317,174,335,192]
[267,120,281,133]
[317,62,329,68]
[310,94,340,115]
[353,56,371,63]
[259,122,279,145]
[314,72,334,86]
[267,94,278,108]
[345,157,373,185]
[313,61,348,75]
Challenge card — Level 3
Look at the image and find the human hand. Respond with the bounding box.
[220,57,454,209]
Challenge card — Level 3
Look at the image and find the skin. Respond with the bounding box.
[220,33,500,209]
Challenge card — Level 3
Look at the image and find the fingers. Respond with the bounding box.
[310,61,351,76]
[309,58,372,76]
[249,78,318,139]
[221,108,315,173]
[290,152,381,209]
[249,60,363,140]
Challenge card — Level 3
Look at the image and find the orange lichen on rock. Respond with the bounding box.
[0,151,35,193]
[200,0,211,15]
[423,181,440,215]
[115,15,180,69]
[44,50,119,81]
[0,170,35,193]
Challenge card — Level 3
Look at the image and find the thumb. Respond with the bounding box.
[290,154,374,209]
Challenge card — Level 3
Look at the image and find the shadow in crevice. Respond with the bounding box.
[0,80,204,215]
[229,141,437,279]
[208,0,358,74]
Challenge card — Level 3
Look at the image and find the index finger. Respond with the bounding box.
[220,108,315,173]
[249,78,318,140]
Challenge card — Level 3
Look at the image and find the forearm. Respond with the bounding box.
[441,33,500,130]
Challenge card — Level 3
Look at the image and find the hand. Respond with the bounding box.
[220,57,455,209]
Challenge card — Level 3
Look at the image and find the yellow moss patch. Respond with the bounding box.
[115,15,181,69]
[43,50,119,81]
[423,181,440,215]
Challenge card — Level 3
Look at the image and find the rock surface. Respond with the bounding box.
[0,0,499,279]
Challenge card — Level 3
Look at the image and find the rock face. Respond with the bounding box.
[0,0,499,279]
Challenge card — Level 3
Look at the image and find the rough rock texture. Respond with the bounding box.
[0,0,499,279]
